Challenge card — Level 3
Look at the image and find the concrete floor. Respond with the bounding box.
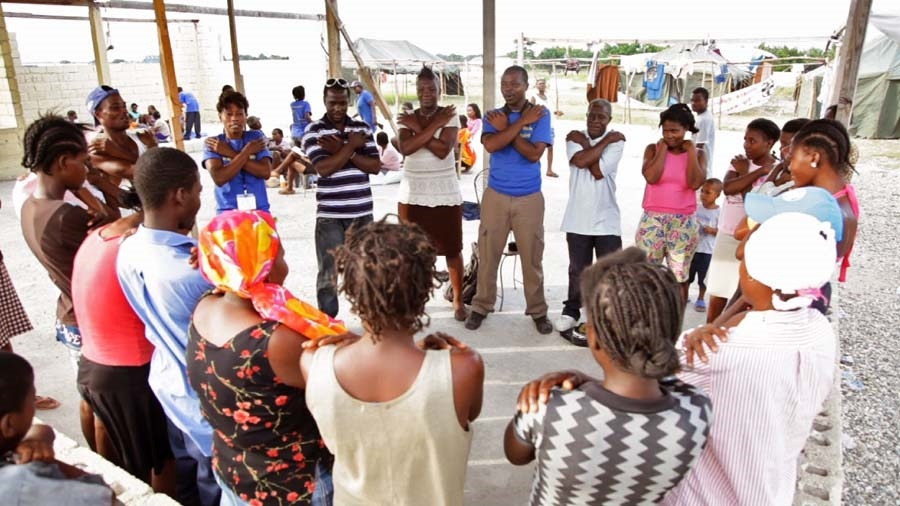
[2,118,723,504]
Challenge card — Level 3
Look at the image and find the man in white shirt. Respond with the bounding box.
[691,87,716,177]
[554,99,625,345]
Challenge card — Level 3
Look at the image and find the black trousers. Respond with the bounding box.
[184,111,201,139]
[562,233,622,320]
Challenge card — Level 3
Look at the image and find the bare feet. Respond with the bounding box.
[454,306,468,322]
[546,170,559,178]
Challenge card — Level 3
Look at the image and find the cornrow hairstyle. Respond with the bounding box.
[747,118,781,143]
[692,87,709,101]
[0,352,34,418]
[334,216,439,339]
[580,247,683,379]
[133,147,199,210]
[216,90,249,113]
[467,103,482,119]
[659,103,699,134]
[793,119,854,180]
[21,113,89,175]
[782,118,811,134]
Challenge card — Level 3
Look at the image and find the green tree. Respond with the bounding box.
[438,53,467,62]
[600,42,667,58]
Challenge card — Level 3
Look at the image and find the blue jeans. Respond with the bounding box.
[214,458,334,506]
[314,215,373,317]
[167,419,220,506]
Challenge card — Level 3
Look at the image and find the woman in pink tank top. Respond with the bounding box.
[635,104,707,303]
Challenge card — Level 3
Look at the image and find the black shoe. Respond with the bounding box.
[560,323,589,347]
[534,316,553,335]
[465,311,486,330]
[435,270,450,283]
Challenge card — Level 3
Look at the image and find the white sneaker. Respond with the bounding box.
[554,315,577,332]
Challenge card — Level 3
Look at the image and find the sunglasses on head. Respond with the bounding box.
[325,78,349,88]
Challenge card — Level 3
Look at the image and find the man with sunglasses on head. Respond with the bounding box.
[302,78,382,317]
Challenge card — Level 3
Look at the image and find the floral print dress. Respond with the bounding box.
[187,320,326,505]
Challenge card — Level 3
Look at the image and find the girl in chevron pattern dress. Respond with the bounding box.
[504,247,712,505]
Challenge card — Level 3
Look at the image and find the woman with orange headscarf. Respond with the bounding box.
[187,210,346,506]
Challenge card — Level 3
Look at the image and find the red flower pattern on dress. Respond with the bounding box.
[188,321,323,506]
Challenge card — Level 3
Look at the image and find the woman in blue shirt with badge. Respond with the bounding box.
[203,91,273,214]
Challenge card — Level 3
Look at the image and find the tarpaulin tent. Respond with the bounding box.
[618,43,754,107]
[795,12,900,139]
[341,38,465,95]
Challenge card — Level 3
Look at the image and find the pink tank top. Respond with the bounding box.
[833,184,859,283]
[642,151,696,215]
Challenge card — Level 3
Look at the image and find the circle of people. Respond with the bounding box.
[0,63,859,506]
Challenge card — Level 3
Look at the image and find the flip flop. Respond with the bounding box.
[35,395,60,410]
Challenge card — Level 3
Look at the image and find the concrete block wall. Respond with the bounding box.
[0,23,220,180]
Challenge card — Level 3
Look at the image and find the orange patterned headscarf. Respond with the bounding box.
[198,210,346,340]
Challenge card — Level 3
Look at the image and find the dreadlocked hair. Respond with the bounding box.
[334,216,439,340]
[22,113,88,174]
[793,119,856,181]
[580,247,683,379]
[659,103,699,134]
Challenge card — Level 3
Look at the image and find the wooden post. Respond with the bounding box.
[226,0,244,94]
[482,0,496,179]
[392,60,400,116]
[88,3,111,86]
[325,0,341,77]
[152,0,184,151]
[0,2,26,147]
[829,0,872,126]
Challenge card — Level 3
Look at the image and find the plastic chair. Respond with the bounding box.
[473,170,519,311]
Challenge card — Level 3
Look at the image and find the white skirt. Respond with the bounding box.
[706,233,741,299]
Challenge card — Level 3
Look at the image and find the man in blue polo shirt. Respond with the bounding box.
[466,65,553,334]
[178,86,202,140]
[351,80,377,131]
[116,147,220,506]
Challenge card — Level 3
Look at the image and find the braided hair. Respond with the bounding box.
[334,217,439,339]
[580,247,683,379]
[659,103,699,134]
[792,119,855,181]
[21,113,88,174]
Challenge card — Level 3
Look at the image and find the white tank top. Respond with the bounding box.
[306,345,472,506]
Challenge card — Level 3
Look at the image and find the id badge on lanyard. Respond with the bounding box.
[236,191,257,211]
[236,170,257,210]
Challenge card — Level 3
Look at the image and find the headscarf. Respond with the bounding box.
[199,210,346,340]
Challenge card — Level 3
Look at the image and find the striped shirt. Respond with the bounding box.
[663,308,835,506]
[513,380,711,506]
[302,115,377,219]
